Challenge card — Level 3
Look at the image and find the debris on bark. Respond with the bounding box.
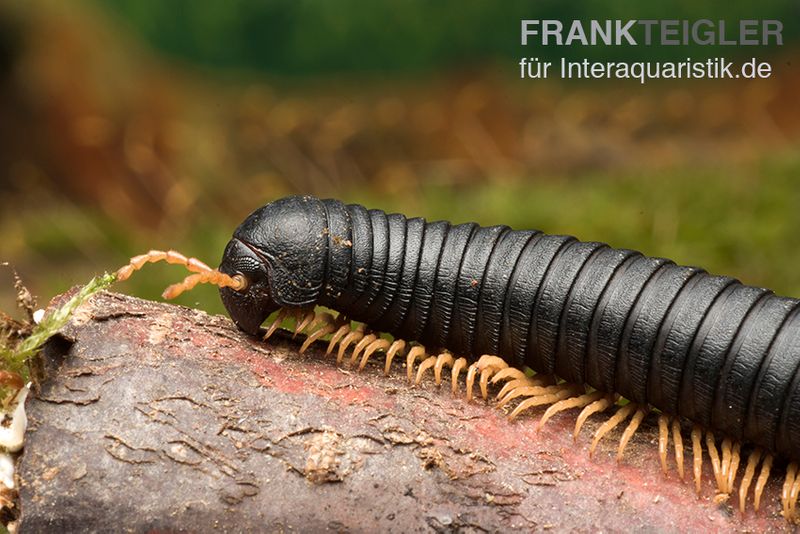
[16,291,793,532]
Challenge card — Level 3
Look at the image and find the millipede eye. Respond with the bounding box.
[232,274,248,292]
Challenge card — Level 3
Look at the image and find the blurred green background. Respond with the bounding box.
[0,0,798,317]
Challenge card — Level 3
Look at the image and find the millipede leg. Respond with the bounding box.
[384,339,407,375]
[496,377,537,401]
[782,463,795,517]
[304,311,334,334]
[783,463,799,521]
[691,425,703,495]
[327,323,352,355]
[672,418,685,481]
[475,355,508,370]
[359,338,390,371]
[590,403,636,458]
[406,346,427,382]
[465,355,508,401]
[489,369,555,400]
[299,312,338,353]
[508,385,580,421]
[303,321,338,353]
[658,415,670,475]
[432,352,455,385]
[616,405,648,462]
[738,448,762,514]
[465,363,480,401]
[574,395,614,441]
[450,358,468,395]
[294,309,316,337]
[720,438,733,495]
[489,367,528,383]
[790,473,800,521]
[417,352,455,385]
[349,334,377,367]
[263,308,289,341]
[712,437,735,503]
[727,442,741,498]
[415,356,438,385]
[754,454,772,512]
[479,366,497,400]
[497,384,566,409]
[537,390,604,431]
[706,431,723,494]
[337,324,366,364]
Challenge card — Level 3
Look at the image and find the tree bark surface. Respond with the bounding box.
[16,291,791,532]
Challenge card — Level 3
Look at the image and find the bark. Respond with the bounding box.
[16,291,791,532]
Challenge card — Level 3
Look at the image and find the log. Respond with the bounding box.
[16,291,791,532]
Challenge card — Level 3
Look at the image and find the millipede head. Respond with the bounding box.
[116,249,248,300]
[218,197,329,336]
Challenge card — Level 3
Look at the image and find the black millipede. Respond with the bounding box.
[117,195,800,521]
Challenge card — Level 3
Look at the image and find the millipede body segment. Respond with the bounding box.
[121,194,800,521]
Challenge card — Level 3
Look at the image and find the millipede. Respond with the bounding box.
[117,194,800,522]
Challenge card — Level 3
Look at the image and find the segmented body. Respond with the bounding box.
[245,197,800,463]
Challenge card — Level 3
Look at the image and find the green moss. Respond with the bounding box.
[0,273,117,378]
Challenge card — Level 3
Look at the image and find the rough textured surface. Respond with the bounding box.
[16,291,794,532]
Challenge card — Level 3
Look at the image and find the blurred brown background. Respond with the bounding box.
[0,0,798,315]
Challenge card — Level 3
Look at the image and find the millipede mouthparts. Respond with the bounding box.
[118,194,800,522]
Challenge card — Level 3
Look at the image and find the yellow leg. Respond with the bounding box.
[590,403,636,458]
[727,442,741,496]
[414,356,437,385]
[450,358,468,395]
[720,438,732,494]
[359,338,391,371]
[432,352,455,385]
[705,431,723,494]
[496,377,537,401]
[616,406,648,462]
[384,339,407,376]
[691,425,703,495]
[672,418,685,481]
[537,390,604,431]
[754,453,772,512]
[349,334,377,367]
[498,384,568,409]
[508,385,581,420]
[337,324,366,364]
[465,355,508,401]
[658,415,670,475]
[406,346,427,382]
[738,448,762,514]
[263,308,289,341]
[294,309,316,337]
[574,395,614,441]
[783,462,799,520]
[327,323,352,355]
[489,367,529,383]
[790,473,800,521]
[299,313,337,353]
